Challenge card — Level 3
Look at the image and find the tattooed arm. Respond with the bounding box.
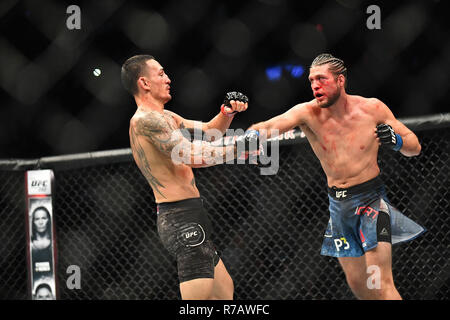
[131,111,237,168]
[164,110,231,142]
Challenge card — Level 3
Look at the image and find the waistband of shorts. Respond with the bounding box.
[327,175,384,201]
[156,197,203,214]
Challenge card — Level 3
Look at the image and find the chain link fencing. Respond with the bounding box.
[1,116,449,300]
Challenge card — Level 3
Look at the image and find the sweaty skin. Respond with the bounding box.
[249,65,420,188]
[128,59,245,203]
[125,57,244,300]
[130,109,200,203]
[248,61,421,300]
[298,96,387,188]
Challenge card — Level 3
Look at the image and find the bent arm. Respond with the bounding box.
[167,94,248,140]
[377,100,421,157]
[167,110,234,141]
[131,112,236,168]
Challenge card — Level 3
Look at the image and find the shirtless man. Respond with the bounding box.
[121,54,256,300]
[248,53,425,299]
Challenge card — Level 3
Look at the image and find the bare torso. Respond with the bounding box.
[129,109,199,203]
[300,95,382,188]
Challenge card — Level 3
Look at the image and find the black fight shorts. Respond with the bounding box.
[156,197,220,283]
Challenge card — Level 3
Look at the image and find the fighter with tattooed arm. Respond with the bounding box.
[121,55,257,300]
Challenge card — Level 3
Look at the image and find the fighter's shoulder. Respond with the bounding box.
[130,109,168,135]
[290,100,316,114]
[354,95,390,113]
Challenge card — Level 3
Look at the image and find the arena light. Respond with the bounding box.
[285,64,304,78]
[265,64,305,81]
[265,66,282,81]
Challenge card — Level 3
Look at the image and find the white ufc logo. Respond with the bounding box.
[336,190,347,198]
[185,231,198,239]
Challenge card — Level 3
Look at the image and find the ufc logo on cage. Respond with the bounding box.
[66,5,81,30]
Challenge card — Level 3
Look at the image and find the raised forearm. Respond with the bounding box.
[204,112,234,136]
[376,123,421,157]
[204,91,249,137]
[398,131,421,157]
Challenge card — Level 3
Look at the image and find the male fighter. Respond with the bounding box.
[248,53,425,299]
[121,54,257,300]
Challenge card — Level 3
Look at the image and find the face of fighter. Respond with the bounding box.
[142,59,172,103]
[309,65,343,108]
[33,209,49,233]
[35,287,53,300]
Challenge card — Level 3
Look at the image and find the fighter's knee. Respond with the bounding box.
[364,278,401,300]
[345,274,367,294]
[379,280,400,299]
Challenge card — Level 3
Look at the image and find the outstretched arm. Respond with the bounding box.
[248,102,310,139]
[374,99,421,157]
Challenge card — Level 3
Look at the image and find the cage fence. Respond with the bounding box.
[0,115,449,300]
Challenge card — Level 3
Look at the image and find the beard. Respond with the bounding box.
[317,90,340,108]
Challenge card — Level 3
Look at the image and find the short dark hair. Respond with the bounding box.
[311,53,348,88]
[34,283,53,299]
[121,54,155,95]
[35,283,52,293]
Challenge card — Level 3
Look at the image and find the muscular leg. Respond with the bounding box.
[339,243,401,300]
[180,278,214,300]
[364,242,401,300]
[179,258,233,300]
[338,255,369,299]
[210,258,234,300]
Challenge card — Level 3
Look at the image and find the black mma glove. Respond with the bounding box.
[376,124,403,151]
[221,91,249,117]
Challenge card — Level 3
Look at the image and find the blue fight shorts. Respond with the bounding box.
[320,175,426,258]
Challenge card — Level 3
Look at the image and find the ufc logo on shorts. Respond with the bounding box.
[334,237,350,251]
[336,190,347,198]
[185,231,198,239]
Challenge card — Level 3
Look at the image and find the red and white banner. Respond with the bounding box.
[25,170,58,300]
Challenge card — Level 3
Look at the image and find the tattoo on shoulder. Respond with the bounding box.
[133,112,183,155]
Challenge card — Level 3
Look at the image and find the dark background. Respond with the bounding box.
[0,0,449,159]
